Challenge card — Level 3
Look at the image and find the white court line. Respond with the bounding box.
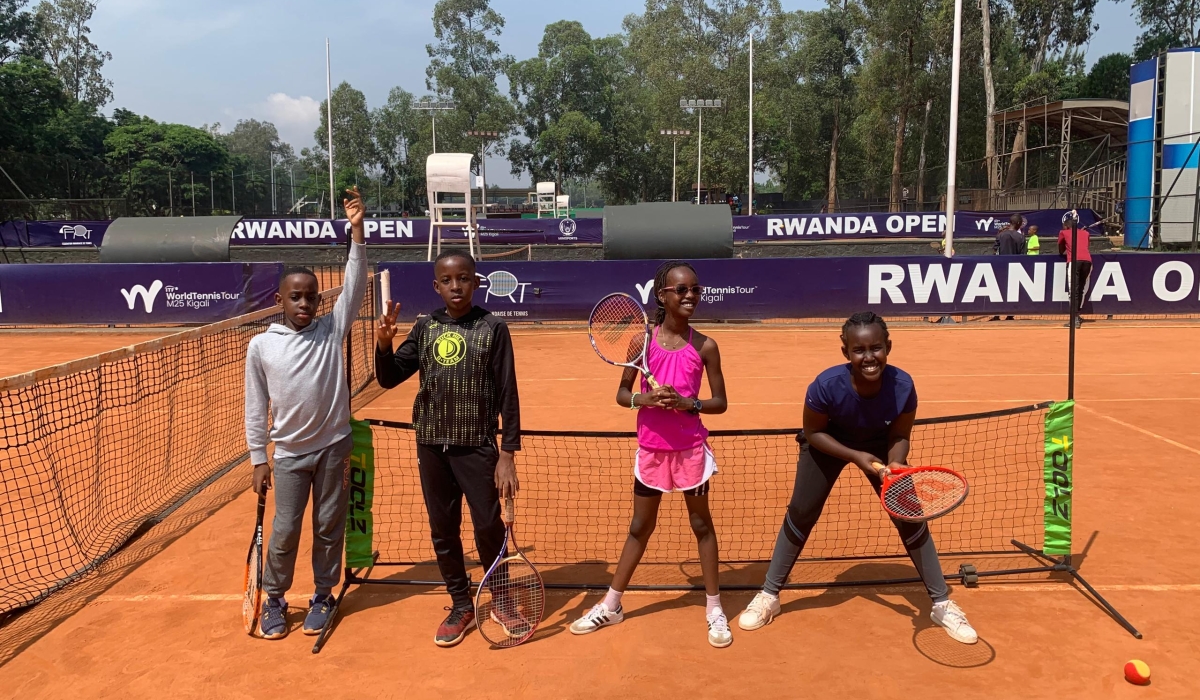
[516,373,1200,382]
[1077,403,1200,457]
[94,583,1200,603]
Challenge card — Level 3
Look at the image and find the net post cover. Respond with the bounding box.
[1042,400,1074,555]
[602,202,734,260]
[100,215,242,263]
[345,417,376,568]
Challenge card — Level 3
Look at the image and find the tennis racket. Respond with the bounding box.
[242,492,266,636]
[475,497,544,648]
[588,293,660,388]
[873,464,969,523]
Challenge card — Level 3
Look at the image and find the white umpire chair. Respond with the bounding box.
[535,181,558,219]
[555,194,570,218]
[426,153,480,261]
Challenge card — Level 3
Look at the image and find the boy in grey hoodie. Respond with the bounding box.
[245,187,367,639]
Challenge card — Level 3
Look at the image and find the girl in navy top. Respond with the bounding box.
[737,312,979,645]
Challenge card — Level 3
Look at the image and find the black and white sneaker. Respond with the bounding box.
[569,602,624,635]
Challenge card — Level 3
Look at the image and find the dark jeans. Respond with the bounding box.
[762,440,949,601]
[416,443,506,608]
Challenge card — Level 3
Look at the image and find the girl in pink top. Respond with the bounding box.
[570,261,731,647]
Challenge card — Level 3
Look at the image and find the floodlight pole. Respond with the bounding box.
[682,99,722,204]
[467,130,501,212]
[416,101,456,154]
[326,38,335,218]
[942,0,964,258]
[748,33,754,215]
[660,129,691,202]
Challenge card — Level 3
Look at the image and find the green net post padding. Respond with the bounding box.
[1042,400,1074,556]
[345,417,376,568]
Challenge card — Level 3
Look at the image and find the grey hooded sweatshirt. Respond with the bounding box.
[244,242,366,465]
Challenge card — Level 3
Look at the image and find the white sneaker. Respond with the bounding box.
[931,600,978,644]
[569,602,624,635]
[707,609,733,648]
[738,591,781,631]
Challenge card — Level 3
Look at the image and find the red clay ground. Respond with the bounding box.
[2,322,1198,699]
[0,331,168,379]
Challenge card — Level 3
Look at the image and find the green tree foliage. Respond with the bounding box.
[104,117,228,215]
[0,0,40,64]
[1079,53,1133,100]
[34,0,111,106]
[1131,0,1198,58]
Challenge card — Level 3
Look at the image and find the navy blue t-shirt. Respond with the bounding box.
[803,364,917,450]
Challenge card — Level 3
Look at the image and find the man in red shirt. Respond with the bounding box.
[1058,211,1092,328]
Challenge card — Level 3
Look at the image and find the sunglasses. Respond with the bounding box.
[664,284,704,296]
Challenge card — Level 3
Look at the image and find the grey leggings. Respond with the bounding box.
[762,440,949,602]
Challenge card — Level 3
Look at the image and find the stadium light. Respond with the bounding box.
[414,100,456,153]
[680,99,722,204]
[659,129,692,202]
[466,130,502,208]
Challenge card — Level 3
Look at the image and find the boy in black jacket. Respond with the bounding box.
[375,250,521,647]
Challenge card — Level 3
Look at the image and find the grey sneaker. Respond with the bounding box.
[303,594,335,636]
[260,598,288,639]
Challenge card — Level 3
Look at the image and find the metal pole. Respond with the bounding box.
[942,0,964,258]
[1068,217,1079,400]
[432,115,437,154]
[270,155,276,214]
[1191,160,1200,252]
[231,170,235,213]
[326,38,336,218]
[697,108,703,205]
[210,172,214,213]
[748,33,754,215]
[191,171,196,216]
[289,167,295,213]
[479,138,487,209]
[672,137,677,202]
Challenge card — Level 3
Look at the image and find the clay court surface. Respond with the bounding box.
[2,321,1199,698]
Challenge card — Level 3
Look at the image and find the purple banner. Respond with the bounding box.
[228,216,602,246]
[0,262,282,324]
[736,209,1102,242]
[7,209,1099,248]
[378,252,1199,321]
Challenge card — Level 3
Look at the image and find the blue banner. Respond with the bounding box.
[378,253,1199,322]
[0,262,282,324]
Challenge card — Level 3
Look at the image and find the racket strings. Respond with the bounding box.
[590,297,649,364]
[884,471,967,520]
[476,557,544,647]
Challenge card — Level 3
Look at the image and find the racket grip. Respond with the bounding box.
[380,269,391,307]
[871,462,889,477]
[502,496,515,525]
[644,373,660,390]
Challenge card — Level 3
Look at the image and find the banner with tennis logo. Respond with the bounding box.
[344,418,375,568]
[1042,400,1074,555]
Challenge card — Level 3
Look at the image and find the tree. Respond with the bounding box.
[1131,0,1199,57]
[0,55,65,152]
[1,0,41,65]
[1077,52,1131,100]
[104,118,229,215]
[1004,0,1097,187]
[372,86,428,213]
[222,119,293,167]
[507,21,613,184]
[425,0,515,157]
[313,81,377,173]
[34,0,111,106]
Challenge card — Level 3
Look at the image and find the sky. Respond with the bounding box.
[89,0,1138,186]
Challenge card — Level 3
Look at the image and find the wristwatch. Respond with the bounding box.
[688,398,703,415]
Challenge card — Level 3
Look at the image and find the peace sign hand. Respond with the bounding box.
[376,300,401,351]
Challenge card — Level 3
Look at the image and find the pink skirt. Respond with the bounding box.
[634,443,718,493]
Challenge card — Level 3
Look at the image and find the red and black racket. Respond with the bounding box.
[475,497,545,648]
[873,464,969,522]
[242,492,266,635]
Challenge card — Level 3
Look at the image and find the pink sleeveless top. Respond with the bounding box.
[637,327,709,451]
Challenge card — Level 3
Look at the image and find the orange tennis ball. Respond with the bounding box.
[1124,659,1151,685]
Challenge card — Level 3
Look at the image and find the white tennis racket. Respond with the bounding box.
[588,293,659,388]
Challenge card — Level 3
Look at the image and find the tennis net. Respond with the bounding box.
[0,273,378,617]
[361,402,1052,586]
